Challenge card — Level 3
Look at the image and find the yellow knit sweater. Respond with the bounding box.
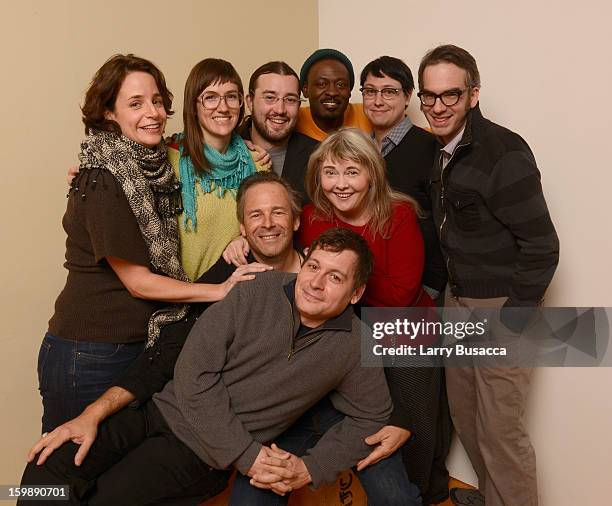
[168,147,267,281]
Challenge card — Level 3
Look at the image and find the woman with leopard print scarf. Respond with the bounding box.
[38,54,268,433]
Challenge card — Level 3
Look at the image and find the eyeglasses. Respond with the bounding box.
[417,89,468,107]
[256,92,304,107]
[360,87,403,100]
[199,92,243,109]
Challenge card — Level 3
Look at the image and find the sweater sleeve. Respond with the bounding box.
[81,172,151,267]
[486,150,559,306]
[364,204,425,307]
[301,339,392,488]
[171,286,261,472]
[113,257,237,403]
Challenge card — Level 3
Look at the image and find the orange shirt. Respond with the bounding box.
[296,103,372,141]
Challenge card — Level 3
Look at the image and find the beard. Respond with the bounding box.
[251,113,294,144]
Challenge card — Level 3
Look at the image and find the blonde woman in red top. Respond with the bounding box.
[298,128,449,504]
[298,127,431,308]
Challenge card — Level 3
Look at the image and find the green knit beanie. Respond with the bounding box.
[300,49,355,90]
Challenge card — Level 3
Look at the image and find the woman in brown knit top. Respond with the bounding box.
[38,54,267,433]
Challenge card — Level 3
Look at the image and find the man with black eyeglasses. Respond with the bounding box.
[418,44,559,506]
[359,56,451,505]
[241,61,319,201]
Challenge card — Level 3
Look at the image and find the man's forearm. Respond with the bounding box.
[83,386,135,423]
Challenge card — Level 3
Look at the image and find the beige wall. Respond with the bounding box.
[0,0,318,484]
[319,0,612,503]
[3,0,611,501]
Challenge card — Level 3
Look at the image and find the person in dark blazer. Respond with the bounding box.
[360,55,447,299]
[241,61,319,202]
[359,55,452,505]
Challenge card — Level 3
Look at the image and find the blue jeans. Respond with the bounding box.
[38,333,144,432]
[229,397,422,506]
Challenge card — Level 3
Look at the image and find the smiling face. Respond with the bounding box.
[246,73,301,147]
[420,62,479,145]
[362,72,410,134]
[295,247,365,327]
[320,156,371,224]
[303,59,351,127]
[239,181,299,262]
[196,81,242,146]
[105,71,167,148]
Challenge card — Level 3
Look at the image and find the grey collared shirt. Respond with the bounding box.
[268,145,287,176]
[372,116,413,157]
[440,126,465,169]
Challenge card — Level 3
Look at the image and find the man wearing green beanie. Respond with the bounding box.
[296,48,371,141]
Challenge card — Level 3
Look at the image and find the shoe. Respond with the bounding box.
[449,487,485,506]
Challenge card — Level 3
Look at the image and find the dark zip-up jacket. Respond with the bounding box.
[430,105,559,306]
[153,270,391,488]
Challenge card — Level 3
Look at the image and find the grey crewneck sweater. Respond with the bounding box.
[154,270,391,488]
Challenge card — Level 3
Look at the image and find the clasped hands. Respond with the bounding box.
[247,444,311,496]
[246,425,411,496]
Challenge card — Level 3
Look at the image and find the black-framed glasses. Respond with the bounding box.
[417,88,468,107]
[256,92,304,107]
[360,87,403,100]
[199,92,243,109]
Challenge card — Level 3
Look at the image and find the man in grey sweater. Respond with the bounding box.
[20,228,393,506]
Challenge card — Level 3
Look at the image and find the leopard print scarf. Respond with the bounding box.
[75,131,188,346]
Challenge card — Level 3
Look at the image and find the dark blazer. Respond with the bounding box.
[241,117,319,203]
[384,125,448,293]
[281,131,319,202]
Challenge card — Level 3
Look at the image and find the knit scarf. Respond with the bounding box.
[177,132,256,231]
[76,131,189,346]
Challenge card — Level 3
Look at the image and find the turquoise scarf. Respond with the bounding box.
[178,133,256,231]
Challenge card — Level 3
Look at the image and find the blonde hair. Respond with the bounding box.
[305,128,420,238]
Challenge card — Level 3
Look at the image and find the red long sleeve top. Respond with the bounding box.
[298,202,431,307]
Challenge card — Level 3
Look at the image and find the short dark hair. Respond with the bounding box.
[236,172,302,224]
[182,59,244,174]
[81,54,173,135]
[418,44,481,90]
[360,56,414,93]
[304,228,373,289]
[248,61,300,95]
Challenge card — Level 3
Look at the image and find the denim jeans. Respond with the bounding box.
[229,397,422,506]
[38,332,144,432]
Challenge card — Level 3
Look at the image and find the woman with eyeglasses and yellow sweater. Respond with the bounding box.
[168,58,269,282]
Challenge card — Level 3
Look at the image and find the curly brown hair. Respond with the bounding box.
[81,54,173,135]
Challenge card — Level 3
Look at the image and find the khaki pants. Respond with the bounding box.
[445,290,538,506]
